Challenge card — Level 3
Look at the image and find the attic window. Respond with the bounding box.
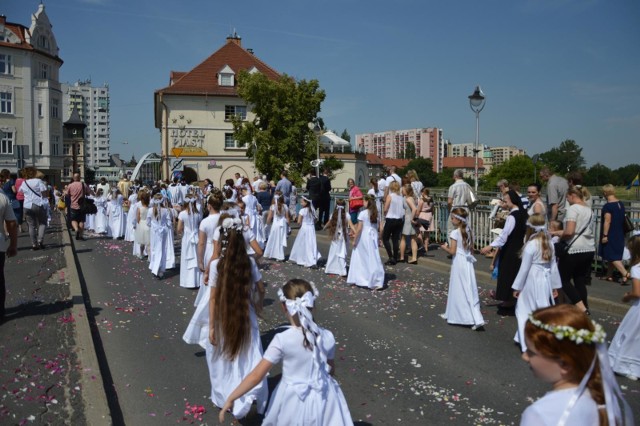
[248,66,259,74]
[218,65,235,87]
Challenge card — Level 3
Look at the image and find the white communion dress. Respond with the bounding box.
[146,207,172,277]
[608,263,640,379]
[178,210,202,288]
[324,223,348,276]
[264,205,288,261]
[346,210,384,289]
[289,207,321,267]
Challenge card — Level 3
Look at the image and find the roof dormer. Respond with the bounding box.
[218,65,235,87]
[248,66,260,74]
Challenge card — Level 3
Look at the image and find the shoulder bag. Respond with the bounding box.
[79,184,98,215]
[620,203,634,234]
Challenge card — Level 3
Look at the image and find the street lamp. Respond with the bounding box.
[532,154,540,183]
[308,119,322,177]
[468,85,485,193]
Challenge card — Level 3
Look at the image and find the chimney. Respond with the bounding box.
[226,31,241,46]
[247,48,254,54]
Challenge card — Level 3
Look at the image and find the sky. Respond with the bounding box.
[4,0,640,169]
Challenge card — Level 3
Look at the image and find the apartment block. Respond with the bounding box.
[62,79,110,167]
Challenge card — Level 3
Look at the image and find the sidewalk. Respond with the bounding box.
[0,213,109,425]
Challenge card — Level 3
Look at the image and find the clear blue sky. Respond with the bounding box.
[5,0,640,169]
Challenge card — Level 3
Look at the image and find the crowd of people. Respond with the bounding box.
[0,164,637,425]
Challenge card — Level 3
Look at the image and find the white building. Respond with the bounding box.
[0,5,64,184]
[62,79,110,167]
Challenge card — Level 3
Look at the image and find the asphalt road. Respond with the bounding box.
[73,230,640,425]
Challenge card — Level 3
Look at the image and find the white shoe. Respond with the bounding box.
[624,374,638,381]
[439,313,447,320]
[471,323,486,331]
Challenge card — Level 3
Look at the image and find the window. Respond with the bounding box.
[51,99,59,118]
[0,92,12,114]
[64,144,71,155]
[38,103,43,117]
[38,35,49,50]
[224,133,244,149]
[39,142,43,155]
[0,54,12,75]
[218,65,235,87]
[225,105,247,121]
[0,131,13,154]
[40,63,49,80]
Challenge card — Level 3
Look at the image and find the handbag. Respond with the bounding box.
[554,212,592,260]
[79,184,97,215]
[623,215,634,234]
[57,198,66,210]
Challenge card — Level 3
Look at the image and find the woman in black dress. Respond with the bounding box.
[480,190,528,314]
[600,184,629,283]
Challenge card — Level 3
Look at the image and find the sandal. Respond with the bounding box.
[622,273,631,286]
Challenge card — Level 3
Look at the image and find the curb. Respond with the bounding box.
[311,231,630,317]
[61,215,112,424]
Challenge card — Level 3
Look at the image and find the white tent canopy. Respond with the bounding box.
[319,131,350,152]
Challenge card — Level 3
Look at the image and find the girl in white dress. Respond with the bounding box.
[263,192,290,261]
[146,194,172,279]
[93,189,108,235]
[324,199,348,276]
[133,191,150,258]
[289,196,321,268]
[512,214,562,352]
[162,196,177,270]
[241,186,263,247]
[85,194,96,232]
[608,232,640,381]
[177,195,202,289]
[107,189,126,239]
[124,190,138,242]
[196,191,223,288]
[439,208,485,330]
[219,279,353,426]
[346,194,385,290]
[205,217,268,418]
[521,304,632,426]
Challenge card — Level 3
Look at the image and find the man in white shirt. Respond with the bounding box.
[447,169,471,241]
[96,178,110,197]
[252,175,264,193]
[235,173,243,188]
[383,166,401,199]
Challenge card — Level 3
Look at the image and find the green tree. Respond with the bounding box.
[340,129,351,142]
[612,164,640,187]
[398,157,438,187]
[405,142,416,160]
[537,139,586,174]
[584,163,613,187]
[481,155,535,191]
[437,168,456,187]
[320,155,344,179]
[231,70,326,184]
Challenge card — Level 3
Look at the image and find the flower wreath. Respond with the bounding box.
[527,314,606,345]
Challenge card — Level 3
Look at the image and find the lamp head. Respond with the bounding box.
[468,85,485,108]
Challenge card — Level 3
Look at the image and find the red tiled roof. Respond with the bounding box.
[381,159,410,168]
[0,17,62,63]
[156,38,281,96]
[366,154,385,165]
[443,157,484,168]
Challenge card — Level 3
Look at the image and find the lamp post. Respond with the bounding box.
[468,85,485,193]
[308,119,322,178]
[532,154,540,183]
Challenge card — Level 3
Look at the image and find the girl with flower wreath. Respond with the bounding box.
[521,304,633,426]
[608,231,640,382]
[323,198,349,276]
[511,214,562,352]
[146,193,172,279]
[346,194,385,290]
[263,191,290,261]
[440,208,485,330]
[289,196,322,268]
[177,195,202,289]
[219,279,353,425]
[187,216,268,418]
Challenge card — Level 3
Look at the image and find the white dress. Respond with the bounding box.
[85,196,95,231]
[164,209,177,269]
[94,197,108,234]
[346,210,385,289]
[608,264,640,378]
[520,387,598,426]
[242,193,263,246]
[178,210,202,288]
[146,207,172,276]
[262,327,354,426]
[203,259,268,418]
[289,207,321,267]
[511,240,562,352]
[325,224,348,276]
[196,213,220,292]
[264,205,288,261]
[134,205,150,246]
[107,194,126,239]
[442,229,485,327]
[124,194,138,242]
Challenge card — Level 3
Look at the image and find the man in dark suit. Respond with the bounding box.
[318,168,332,227]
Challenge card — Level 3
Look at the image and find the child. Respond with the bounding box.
[93,189,108,235]
[439,208,485,330]
[324,199,348,276]
[289,196,321,268]
[177,195,202,289]
[263,192,290,261]
[522,304,633,425]
[512,214,562,352]
[241,185,262,247]
[196,191,222,288]
[608,232,640,381]
[107,189,126,239]
[124,188,138,242]
[219,279,353,425]
[203,217,267,418]
[133,191,150,258]
[346,194,385,290]
[146,194,172,279]
[548,220,563,245]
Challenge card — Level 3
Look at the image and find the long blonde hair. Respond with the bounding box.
[522,214,552,262]
[451,208,472,251]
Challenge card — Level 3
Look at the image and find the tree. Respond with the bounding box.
[481,155,535,191]
[398,157,438,187]
[612,164,640,187]
[584,163,613,187]
[405,142,416,160]
[537,139,585,174]
[340,129,351,142]
[231,70,326,184]
[437,168,456,187]
[320,155,344,180]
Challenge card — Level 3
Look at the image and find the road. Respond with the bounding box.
[73,230,640,425]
